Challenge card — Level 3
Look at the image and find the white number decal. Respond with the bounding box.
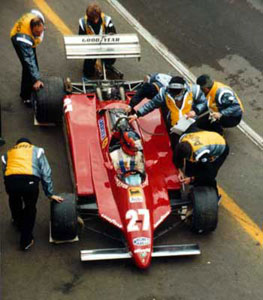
[126,209,150,232]
[64,98,72,113]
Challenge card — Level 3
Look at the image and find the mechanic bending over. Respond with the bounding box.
[129,76,207,145]
[128,73,172,111]
[1,138,63,251]
[174,131,229,198]
[195,74,244,135]
[78,3,117,78]
[110,130,145,185]
[10,10,45,106]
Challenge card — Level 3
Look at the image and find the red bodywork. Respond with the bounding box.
[63,92,181,269]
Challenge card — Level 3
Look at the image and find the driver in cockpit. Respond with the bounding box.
[110,130,145,184]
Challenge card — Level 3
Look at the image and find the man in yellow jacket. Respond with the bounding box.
[173,131,229,197]
[196,74,244,135]
[10,10,45,106]
[1,138,63,250]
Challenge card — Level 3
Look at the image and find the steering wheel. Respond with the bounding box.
[122,169,145,179]
[113,116,129,131]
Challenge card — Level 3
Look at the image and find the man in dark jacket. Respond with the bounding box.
[128,73,172,111]
[10,10,45,106]
[196,74,244,135]
[1,138,63,250]
[78,3,117,77]
[173,131,229,196]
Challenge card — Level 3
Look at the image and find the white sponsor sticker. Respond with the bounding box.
[130,196,143,203]
[133,237,150,246]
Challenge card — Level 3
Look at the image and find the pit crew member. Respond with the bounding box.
[128,73,172,110]
[1,138,63,250]
[173,131,229,197]
[128,76,207,145]
[78,3,117,78]
[10,10,45,106]
[195,74,244,135]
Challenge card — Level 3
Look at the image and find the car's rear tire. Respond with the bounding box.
[32,76,65,123]
[190,186,218,234]
[50,193,78,241]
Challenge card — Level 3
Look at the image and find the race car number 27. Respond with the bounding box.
[126,209,150,232]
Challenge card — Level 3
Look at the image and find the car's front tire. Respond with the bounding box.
[50,193,78,241]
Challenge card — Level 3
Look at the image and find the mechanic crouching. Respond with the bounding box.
[78,3,117,78]
[1,138,63,251]
[10,10,45,106]
[173,131,229,198]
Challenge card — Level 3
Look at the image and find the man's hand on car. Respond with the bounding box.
[128,114,138,123]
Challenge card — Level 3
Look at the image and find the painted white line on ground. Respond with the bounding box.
[107,0,263,151]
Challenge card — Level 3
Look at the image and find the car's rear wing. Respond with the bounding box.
[64,33,141,80]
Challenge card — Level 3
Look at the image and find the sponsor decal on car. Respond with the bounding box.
[64,98,72,113]
[128,187,143,203]
[133,237,150,246]
[102,137,108,149]
[98,118,106,141]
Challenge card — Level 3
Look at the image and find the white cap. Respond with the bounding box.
[31,9,45,24]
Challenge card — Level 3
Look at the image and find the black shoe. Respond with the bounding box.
[20,239,34,251]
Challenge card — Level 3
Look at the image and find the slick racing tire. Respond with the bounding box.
[50,193,78,241]
[32,76,65,123]
[190,186,218,234]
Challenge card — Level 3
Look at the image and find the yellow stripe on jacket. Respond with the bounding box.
[181,131,226,162]
[5,142,33,176]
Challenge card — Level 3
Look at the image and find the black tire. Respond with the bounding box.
[32,76,65,123]
[50,193,78,241]
[191,186,218,234]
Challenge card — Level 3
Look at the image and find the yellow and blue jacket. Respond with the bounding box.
[78,13,116,35]
[206,81,244,117]
[137,83,207,126]
[180,131,227,163]
[10,12,44,83]
[1,142,53,197]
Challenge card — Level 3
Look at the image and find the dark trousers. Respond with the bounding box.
[196,114,242,135]
[5,176,39,247]
[83,58,116,77]
[11,39,39,100]
[185,145,230,195]
[130,82,159,108]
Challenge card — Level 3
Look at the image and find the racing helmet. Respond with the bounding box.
[121,130,142,156]
[167,76,187,100]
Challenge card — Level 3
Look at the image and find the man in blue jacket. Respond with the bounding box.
[2,138,63,250]
[10,10,45,106]
[196,74,244,134]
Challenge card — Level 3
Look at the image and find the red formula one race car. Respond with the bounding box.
[32,34,219,269]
